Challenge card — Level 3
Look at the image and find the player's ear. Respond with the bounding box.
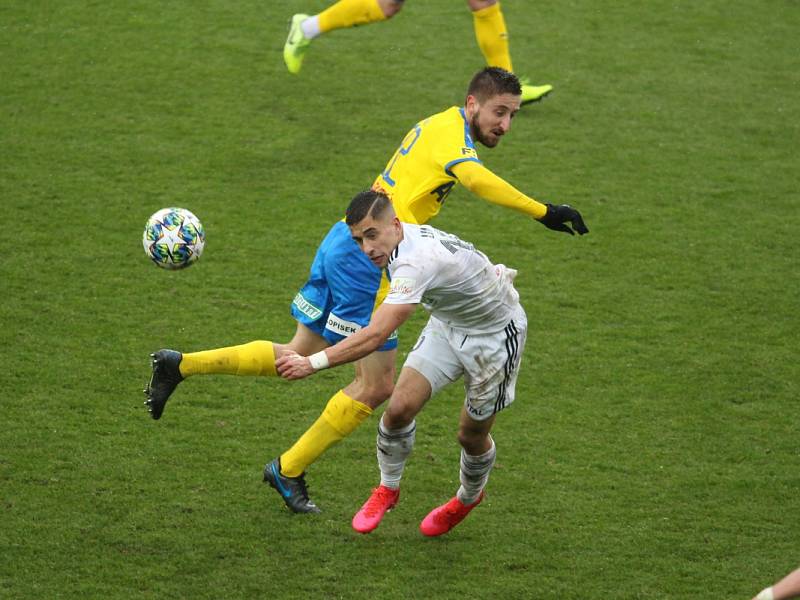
[465,94,480,114]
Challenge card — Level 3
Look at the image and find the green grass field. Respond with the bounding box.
[2,1,798,598]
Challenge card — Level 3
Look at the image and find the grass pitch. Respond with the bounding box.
[1,1,798,598]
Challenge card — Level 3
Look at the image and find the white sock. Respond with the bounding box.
[301,15,322,39]
[456,437,496,505]
[376,416,416,490]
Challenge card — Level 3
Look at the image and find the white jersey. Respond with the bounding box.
[384,223,520,334]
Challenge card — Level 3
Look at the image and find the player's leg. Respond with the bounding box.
[144,324,328,420]
[283,0,404,74]
[264,349,395,514]
[278,348,395,477]
[265,223,397,512]
[353,315,463,533]
[144,224,339,421]
[183,324,327,376]
[419,307,527,536]
[419,410,495,536]
[467,0,552,104]
[469,0,512,71]
[352,365,433,533]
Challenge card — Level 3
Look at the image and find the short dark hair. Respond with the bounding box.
[466,67,522,102]
[345,189,393,226]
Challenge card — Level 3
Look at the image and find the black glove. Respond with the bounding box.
[539,203,589,236]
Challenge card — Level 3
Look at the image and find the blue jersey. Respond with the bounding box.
[291,221,396,349]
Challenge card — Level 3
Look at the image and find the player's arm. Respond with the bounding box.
[276,302,417,380]
[753,566,800,600]
[451,160,589,235]
[451,159,547,218]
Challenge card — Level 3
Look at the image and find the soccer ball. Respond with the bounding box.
[142,207,205,270]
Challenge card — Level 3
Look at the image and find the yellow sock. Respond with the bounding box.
[179,341,276,377]
[280,390,373,477]
[318,0,387,33]
[473,2,513,72]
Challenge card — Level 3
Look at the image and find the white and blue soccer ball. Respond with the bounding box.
[142,207,205,270]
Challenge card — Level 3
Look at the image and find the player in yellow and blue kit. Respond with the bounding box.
[282,0,553,105]
[144,67,587,513]
[290,220,396,351]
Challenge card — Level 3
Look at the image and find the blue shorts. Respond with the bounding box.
[291,221,398,351]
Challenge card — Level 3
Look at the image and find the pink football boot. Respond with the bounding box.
[419,492,484,537]
[352,485,400,534]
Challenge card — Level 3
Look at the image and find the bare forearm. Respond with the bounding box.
[276,303,413,381]
[323,327,387,368]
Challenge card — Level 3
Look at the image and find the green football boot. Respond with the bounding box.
[283,14,312,75]
[520,80,553,105]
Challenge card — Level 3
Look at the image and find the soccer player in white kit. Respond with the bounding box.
[277,189,586,535]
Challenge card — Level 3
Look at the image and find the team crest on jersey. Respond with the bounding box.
[461,147,478,158]
[390,277,416,296]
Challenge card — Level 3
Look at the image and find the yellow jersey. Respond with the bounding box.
[372,106,481,225]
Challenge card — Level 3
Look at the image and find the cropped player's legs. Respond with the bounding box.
[375,366,431,486]
[468,0,552,104]
[279,348,396,478]
[181,323,328,376]
[419,408,496,536]
[283,0,403,74]
[319,0,403,30]
[404,311,522,535]
[352,367,431,533]
[469,0,512,71]
[456,408,496,501]
[144,324,327,420]
[265,349,395,514]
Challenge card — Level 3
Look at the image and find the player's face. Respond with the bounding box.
[350,212,402,268]
[468,93,521,148]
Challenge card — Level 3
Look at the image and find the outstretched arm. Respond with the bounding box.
[276,302,416,380]
[451,160,589,235]
[452,159,547,218]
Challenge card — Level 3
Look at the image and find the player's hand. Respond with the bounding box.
[539,203,589,236]
[276,352,315,380]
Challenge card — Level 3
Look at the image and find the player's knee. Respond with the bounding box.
[361,379,395,406]
[457,427,489,455]
[346,370,394,408]
[383,399,416,429]
[376,378,395,403]
[379,0,404,18]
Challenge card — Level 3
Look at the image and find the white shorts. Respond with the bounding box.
[404,303,527,421]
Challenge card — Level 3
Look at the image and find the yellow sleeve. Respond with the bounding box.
[451,160,547,220]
